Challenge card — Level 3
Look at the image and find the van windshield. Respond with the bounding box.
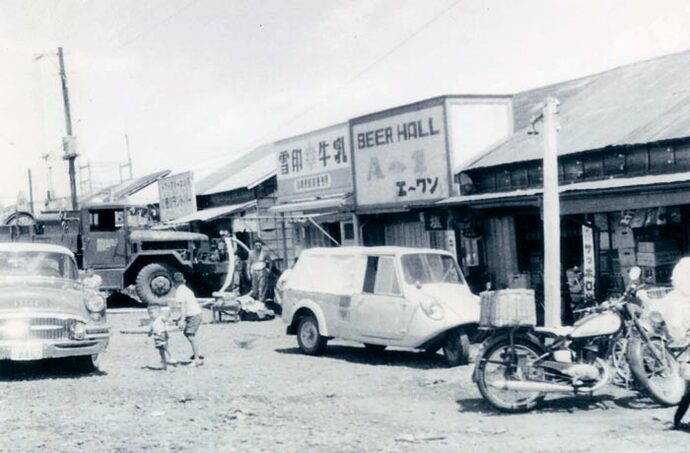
[401,253,465,285]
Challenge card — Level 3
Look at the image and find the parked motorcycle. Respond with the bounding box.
[474,267,683,412]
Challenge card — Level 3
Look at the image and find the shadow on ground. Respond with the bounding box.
[274,345,453,370]
[456,393,627,415]
[107,292,142,309]
[0,359,107,381]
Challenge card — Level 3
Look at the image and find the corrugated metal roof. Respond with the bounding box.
[467,50,690,170]
[195,144,276,196]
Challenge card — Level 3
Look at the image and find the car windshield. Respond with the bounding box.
[401,253,465,285]
[0,251,78,280]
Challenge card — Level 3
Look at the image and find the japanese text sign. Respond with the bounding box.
[582,224,596,299]
[275,123,352,203]
[158,171,196,222]
[352,103,450,209]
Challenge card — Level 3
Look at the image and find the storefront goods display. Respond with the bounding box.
[636,250,682,267]
[618,248,637,266]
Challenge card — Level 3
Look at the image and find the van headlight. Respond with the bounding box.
[419,295,445,320]
[85,292,106,313]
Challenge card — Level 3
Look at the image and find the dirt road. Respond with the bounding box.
[0,310,688,452]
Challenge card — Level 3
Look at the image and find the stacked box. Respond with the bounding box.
[638,241,678,253]
[613,227,635,249]
[479,289,537,328]
[636,250,681,267]
[507,273,531,289]
[618,248,637,266]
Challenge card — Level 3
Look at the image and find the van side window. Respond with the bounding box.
[363,256,401,295]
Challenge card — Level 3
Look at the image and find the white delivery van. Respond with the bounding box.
[279,246,480,366]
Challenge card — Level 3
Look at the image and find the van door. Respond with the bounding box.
[351,256,409,341]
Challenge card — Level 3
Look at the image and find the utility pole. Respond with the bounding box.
[542,97,561,328]
[57,47,78,210]
[27,169,35,215]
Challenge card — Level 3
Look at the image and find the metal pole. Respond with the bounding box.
[27,169,35,215]
[280,213,289,269]
[57,47,78,210]
[542,97,561,327]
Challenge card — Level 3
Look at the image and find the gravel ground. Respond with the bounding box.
[1,309,689,452]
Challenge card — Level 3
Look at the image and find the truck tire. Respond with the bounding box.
[136,263,175,306]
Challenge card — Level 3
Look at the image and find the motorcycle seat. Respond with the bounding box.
[534,326,574,338]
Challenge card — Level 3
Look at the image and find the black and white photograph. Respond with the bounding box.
[3,1,690,451]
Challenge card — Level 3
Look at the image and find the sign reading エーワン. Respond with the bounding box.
[158,171,196,222]
[275,123,352,203]
[352,102,450,209]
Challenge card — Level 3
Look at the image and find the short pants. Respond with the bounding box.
[184,314,202,337]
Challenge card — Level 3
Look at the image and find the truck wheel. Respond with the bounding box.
[296,315,327,356]
[136,263,175,306]
[443,327,471,367]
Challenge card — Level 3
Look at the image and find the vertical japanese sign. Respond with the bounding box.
[351,102,450,210]
[582,224,596,300]
[275,123,352,203]
[158,171,196,223]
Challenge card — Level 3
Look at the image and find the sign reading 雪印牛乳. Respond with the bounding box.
[275,123,352,203]
[352,102,450,210]
[158,171,196,222]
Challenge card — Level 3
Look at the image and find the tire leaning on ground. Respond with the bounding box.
[296,315,327,356]
[135,263,175,306]
[627,336,686,406]
[443,327,471,367]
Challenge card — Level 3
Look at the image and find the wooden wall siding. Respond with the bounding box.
[384,220,430,248]
[463,140,690,195]
[483,216,518,289]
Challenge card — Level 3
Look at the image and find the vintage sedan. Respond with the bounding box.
[0,242,110,371]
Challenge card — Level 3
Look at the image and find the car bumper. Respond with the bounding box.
[0,326,110,361]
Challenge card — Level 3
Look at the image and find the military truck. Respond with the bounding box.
[1,204,228,305]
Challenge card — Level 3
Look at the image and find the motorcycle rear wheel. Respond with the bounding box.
[476,337,546,413]
[627,337,686,406]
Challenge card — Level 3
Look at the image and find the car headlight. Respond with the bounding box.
[70,322,86,340]
[85,292,106,313]
[419,294,445,320]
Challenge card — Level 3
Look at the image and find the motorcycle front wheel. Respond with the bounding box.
[476,337,546,413]
[627,337,686,406]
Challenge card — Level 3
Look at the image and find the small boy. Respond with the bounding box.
[147,304,175,370]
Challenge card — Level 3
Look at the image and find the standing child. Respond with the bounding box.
[148,304,175,370]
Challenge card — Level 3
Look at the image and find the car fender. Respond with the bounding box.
[289,298,330,337]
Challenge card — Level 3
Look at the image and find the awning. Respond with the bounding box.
[438,171,690,214]
[168,201,256,224]
[269,194,353,214]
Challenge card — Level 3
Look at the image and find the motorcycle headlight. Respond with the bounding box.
[419,295,445,320]
[85,292,106,313]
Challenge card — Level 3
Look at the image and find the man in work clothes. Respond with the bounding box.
[248,240,271,302]
[173,272,203,366]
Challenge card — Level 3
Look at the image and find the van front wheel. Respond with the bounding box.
[297,315,327,356]
[443,327,470,367]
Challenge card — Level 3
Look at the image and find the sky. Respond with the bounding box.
[2,0,690,209]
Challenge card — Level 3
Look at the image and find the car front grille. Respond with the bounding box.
[0,317,75,341]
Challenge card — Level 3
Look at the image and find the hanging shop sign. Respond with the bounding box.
[275,123,352,203]
[582,224,596,300]
[158,171,196,223]
[351,100,451,210]
[422,210,448,231]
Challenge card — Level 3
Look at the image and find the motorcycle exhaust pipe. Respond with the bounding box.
[489,379,574,393]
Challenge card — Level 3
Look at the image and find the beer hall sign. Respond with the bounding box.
[351,102,451,210]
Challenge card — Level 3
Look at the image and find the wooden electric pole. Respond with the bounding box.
[542,97,561,327]
[58,47,78,210]
[27,169,35,215]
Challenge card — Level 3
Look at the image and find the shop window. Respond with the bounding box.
[626,147,649,174]
[603,152,626,176]
[475,172,496,193]
[675,143,690,170]
[583,155,604,180]
[495,169,512,191]
[511,168,528,188]
[649,145,675,172]
[342,222,355,241]
[527,164,543,186]
[562,158,583,183]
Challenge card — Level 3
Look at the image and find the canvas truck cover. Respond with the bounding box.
[288,249,366,296]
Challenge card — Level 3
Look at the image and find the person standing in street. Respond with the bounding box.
[173,272,204,366]
[248,239,270,302]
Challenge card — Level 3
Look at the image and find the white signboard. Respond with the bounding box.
[582,224,596,299]
[275,123,352,202]
[158,171,196,222]
[352,103,450,209]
